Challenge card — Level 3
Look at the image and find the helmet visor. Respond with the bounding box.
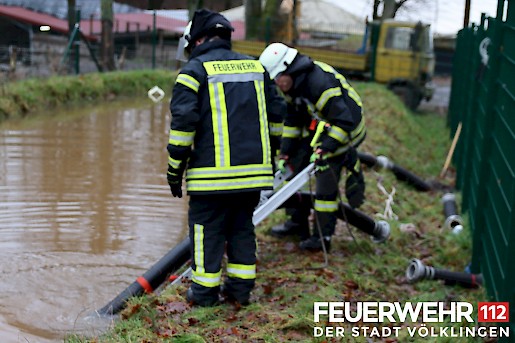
[176,36,189,62]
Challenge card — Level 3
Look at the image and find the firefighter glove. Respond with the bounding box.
[310,148,329,172]
[277,155,289,174]
[345,167,365,208]
[167,165,183,198]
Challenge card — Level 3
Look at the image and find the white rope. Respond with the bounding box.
[376,177,398,220]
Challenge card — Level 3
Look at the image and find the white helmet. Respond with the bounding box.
[176,21,192,62]
[259,43,298,79]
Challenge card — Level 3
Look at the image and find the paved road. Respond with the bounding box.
[419,77,451,114]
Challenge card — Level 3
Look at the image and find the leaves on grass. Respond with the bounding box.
[225,312,238,322]
[187,317,199,325]
[261,283,273,295]
[158,301,189,314]
[344,280,359,290]
[120,303,141,319]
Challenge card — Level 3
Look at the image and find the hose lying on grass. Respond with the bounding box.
[406,258,482,288]
[98,190,390,316]
[358,151,432,192]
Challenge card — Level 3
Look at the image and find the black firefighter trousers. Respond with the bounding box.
[188,191,261,304]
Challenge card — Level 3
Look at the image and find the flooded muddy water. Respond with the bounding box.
[0,98,188,342]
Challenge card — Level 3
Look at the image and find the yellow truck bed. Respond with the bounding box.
[231,40,369,72]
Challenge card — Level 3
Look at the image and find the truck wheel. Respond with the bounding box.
[391,85,421,110]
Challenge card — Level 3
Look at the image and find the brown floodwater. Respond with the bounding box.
[0,98,188,342]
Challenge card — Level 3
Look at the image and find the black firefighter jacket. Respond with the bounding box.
[168,39,285,195]
[279,54,366,158]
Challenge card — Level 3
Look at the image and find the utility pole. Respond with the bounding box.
[463,0,471,28]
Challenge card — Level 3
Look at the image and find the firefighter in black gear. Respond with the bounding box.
[270,126,312,241]
[167,9,284,306]
[259,43,366,252]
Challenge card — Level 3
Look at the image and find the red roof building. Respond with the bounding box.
[0,5,188,41]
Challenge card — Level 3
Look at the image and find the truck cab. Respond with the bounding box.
[371,19,435,109]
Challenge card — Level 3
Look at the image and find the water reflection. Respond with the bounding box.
[0,98,188,342]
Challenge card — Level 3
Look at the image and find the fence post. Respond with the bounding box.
[152,10,156,69]
[74,9,81,74]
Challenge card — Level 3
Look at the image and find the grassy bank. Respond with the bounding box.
[0,70,177,121]
[62,81,489,342]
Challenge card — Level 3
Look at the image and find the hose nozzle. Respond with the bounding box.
[406,258,435,282]
[441,193,463,234]
[372,220,390,243]
[376,155,393,169]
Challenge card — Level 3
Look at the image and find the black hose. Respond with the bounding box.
[406,258,482,289]
[97,237,191,316]
[98,181,391,316]
[390,164,432,191]
[280,191,389,242]
[357,151,432,191]
[357,151,378,168]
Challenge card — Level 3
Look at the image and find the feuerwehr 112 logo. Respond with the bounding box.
[313,301,510,339]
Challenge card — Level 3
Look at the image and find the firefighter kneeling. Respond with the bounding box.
[259,43,367,252]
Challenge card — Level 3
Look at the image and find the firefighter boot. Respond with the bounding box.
[186,287,220,307]
[299,235,331,252]
[221,286,250,306]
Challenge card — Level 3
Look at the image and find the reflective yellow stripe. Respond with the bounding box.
[187,176,273,192]
[255,79,270,164]
[283,125,302,138]
[327,125,348,144]
[209,82,230,167]
[310,121,328,147]
[314,61,362,107]
[325,123,367,158]
[314,199,339,212]
[203,60,265,75]
[168,156,182,169]
[176,73,200,93]
[168,129,194,146]
[209,73,263,83]
[187,164,273,179]
[269,122,283,137]
[351,159,361,173]
[192,270,222,287]
[192,223,222,287]
[227,263,256,280]
[315,87,342,112]
[311,117,366,149]
[194,224,205,274]
[350,118,366,141]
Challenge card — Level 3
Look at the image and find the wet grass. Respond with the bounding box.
[0,69,177,122]
[59,80,489,342]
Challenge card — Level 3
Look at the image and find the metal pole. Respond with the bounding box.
[75,9,81,74]
[152,9,156,69]
[463,0,471,28]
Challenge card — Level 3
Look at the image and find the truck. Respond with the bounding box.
[232,19,435,110]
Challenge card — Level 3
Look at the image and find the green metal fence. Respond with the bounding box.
[448,0,514,339]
